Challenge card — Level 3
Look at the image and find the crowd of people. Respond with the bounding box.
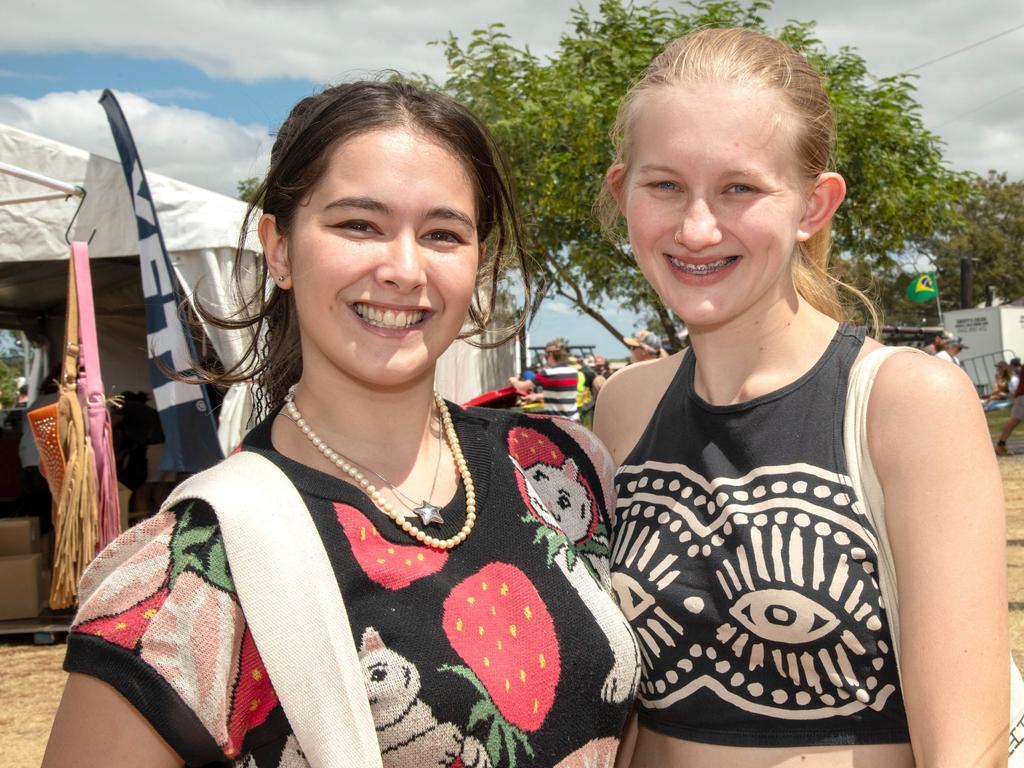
[41,26,1012,768]
[924,330,1024,456]
[508,329,683,418]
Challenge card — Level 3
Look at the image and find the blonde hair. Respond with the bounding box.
[598,27,878,330]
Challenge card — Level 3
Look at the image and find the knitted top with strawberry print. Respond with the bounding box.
[64,404,640,768]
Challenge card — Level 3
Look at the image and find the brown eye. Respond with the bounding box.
[425,230,464,244]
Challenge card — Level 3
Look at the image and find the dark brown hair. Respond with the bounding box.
[196,79,529,414]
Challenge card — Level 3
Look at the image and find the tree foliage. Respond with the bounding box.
[926,171,1024,312]
[431,0,967,348]
[0,359,18,408]
[237,177,260,204]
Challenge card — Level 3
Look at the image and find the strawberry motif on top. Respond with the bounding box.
[335,503,449,590]
[441,562,561,768]
[74,588,169,650]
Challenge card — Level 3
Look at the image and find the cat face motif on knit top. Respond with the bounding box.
[517,457,596,544]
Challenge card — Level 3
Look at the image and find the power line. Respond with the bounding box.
[901,21,1024,73]
[934,83,1024,128]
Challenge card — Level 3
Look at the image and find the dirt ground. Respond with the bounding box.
[4,453,1024,767]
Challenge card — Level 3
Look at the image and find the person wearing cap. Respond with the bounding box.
[623,329,667,364]
[509,340,580,421]
[935,337,966,367]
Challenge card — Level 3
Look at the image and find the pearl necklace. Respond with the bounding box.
[283,386,476,550]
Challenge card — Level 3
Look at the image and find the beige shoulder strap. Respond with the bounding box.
[843,345,925,680]
[161,451,382,768]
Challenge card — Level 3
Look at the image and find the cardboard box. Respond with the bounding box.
[0,552,46,620]
[0,516,40,556]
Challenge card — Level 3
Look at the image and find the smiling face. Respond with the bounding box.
[261,126,480,392]
[610,82,837,332]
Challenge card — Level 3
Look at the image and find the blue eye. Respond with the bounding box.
[727,184,755,194]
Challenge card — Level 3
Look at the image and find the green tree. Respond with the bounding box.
[236,177,260,205]
[432,0,966,349]
[923,171,1024,312]
[0,359,18,408]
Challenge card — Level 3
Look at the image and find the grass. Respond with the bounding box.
[988,406,1017,440]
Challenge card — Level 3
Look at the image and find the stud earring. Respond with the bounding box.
[274,273,289,283]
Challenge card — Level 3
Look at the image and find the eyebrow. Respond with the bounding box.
[635,164,770,179]
[323,196,475,230]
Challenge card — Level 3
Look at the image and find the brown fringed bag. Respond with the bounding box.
[28,250,99,608]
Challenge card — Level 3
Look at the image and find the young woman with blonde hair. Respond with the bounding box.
[596,27,1008,767]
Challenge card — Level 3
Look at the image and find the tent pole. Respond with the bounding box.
[0,160,83,199]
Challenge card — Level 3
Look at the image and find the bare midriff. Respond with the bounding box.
[628,726,916,768]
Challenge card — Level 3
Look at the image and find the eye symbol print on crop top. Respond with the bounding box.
[611,461,898,718]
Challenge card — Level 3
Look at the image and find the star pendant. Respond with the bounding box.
[413,501,444,527]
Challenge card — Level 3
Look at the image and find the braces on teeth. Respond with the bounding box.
[674,257,734,275]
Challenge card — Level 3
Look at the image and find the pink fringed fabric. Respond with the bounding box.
[72,241,121,548]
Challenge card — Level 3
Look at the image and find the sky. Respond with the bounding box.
[2,0,1022,358]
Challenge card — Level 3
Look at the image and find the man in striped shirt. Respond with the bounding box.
[510,341,581,421]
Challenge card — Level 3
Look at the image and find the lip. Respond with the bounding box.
[664,253,741,284]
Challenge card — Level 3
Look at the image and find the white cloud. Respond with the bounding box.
[0,90,271,197]
[0,0,600,84]
[1,0,1020,192]
[762,1,1024,179]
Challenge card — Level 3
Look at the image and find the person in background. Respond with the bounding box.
[110,391,164,494]
[623,329,667,364]
[17,376,59,534]
[590,355,612,400]
[509,340,582,421]
[594,26,1006,767]
[996,370,1024,456]
[934,336,966,367]
[982,361,1014,413]
[922,330,950,355]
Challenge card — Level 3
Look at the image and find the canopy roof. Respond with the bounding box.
[0,123,253,265]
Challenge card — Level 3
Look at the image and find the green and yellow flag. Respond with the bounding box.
[906,272,937,303]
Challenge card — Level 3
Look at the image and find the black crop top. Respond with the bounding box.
[610,325,910,747]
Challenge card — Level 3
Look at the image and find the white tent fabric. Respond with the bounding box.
[0,124,250,263]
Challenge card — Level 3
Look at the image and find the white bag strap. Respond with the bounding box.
[161,451,382,768]
[844,346,1024,761]
[842,345,921,681]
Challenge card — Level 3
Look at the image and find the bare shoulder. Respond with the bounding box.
[867,344,979,417]
[864,343,995,497]
[594,352,685,466]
